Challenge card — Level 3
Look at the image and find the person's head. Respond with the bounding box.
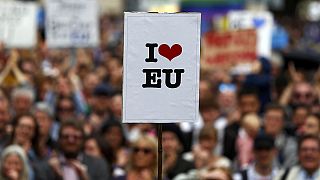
[199,97,220,124]
[242,113,261,138]
[302,114,320,136]
[291,81,316,107]
[298,135,320,175]
[253,134,276,169]
[56,75,73,97]
[92,83,114,115]
[198,126,218,153]
[237,87,260,116]
[84,136,102,158]
[33,102,53,137]
[130,135,157,174]
[11,87,35,116]
[110,93,122,119]
[217,83,237,114]
[58,120,85,159]
[199,79,213,102]
[83,72,100,94]
[100,120,126,151]
[56,96,75,123]
[292,104,309,128]
[162,123,184,154]
[0,145,28,180]
[0,96,10,132]
[200,167,232,180]
[11,114,39,149]
[263,103,285,137]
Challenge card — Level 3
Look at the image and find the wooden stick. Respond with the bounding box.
[157,124,163,180]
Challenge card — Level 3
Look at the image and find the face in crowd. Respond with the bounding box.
[59,123,84,159]
[264,107,284,137]
[131,135,157,171]
[298,136,320,174]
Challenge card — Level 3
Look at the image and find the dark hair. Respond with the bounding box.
[298,134,320,152]
[265,103,284,112]
[11,113,41,156]
[237,86,259,100]
[100,120,126,147]
[58,119,85,139]
[199,126,218,142]
[199,97,219,112]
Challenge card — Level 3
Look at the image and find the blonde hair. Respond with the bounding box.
[129,134,158,177]
[242,113,261,131]
[0,145,29,180]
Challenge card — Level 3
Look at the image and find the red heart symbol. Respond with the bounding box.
[158,44,182,61]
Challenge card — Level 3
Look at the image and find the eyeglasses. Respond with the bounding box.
[60,134,83,140]
[58,107,74,112]
[300,147,320,153]
[133,147,153,154]
[293,92,313,99]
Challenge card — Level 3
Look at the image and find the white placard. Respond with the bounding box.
[45,0,99,48]
[123,12,201,123]
[0,1,37,48]
[228,10,273,58]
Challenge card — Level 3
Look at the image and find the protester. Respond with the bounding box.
[234,133,279,180]
[162,124,194,179]
[262,103,298,168]
[113,135,158,180]
[35,120,110,180]
[0,145,29,180]
[0,95,10,153]
[275,135,320,179]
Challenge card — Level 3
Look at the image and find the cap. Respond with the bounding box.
[254,133,275,150]
[93,83,114,97]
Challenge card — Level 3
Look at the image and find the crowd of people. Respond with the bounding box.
[0,3,319,180]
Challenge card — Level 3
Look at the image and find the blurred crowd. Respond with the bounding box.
[0,1,320,180]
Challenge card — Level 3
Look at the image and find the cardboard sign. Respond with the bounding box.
[201,29,257,71]
[0,1,37,48]
[45,0,99,48]
[123,12,201,123]
[228,10,273,58]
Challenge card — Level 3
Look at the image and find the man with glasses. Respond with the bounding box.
[263,103,297,169]
[275,135,320,180]
[35,120,110,180]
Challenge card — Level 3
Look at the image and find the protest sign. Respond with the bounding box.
[228,10,273,58]
[123,12,201,123]
[0,1,37,48]
[45,0,99,48]
[201,29,257,71]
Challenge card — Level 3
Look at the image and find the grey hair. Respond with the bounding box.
[0,145,29,180]
[11,87,35,103]
[32,102,54,119]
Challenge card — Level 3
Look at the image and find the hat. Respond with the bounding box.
[162,123,185,146]
[93,83,114,97]
[254,133,275,150]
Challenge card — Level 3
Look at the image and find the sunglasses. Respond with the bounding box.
[133,147,153,154]
[293,92,313,99]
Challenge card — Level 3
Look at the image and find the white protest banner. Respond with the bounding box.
[228,10,273,58]
[45,0,99,48]
[123,12,201,123]
[0,1,37,48]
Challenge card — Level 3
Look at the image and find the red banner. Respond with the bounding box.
[201,29,257,70]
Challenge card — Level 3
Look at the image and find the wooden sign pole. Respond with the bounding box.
[157,124,163,180]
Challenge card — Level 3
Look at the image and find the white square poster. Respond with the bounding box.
[0,1,37,48]
[123,12,201,123]
[45,0,99,48]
